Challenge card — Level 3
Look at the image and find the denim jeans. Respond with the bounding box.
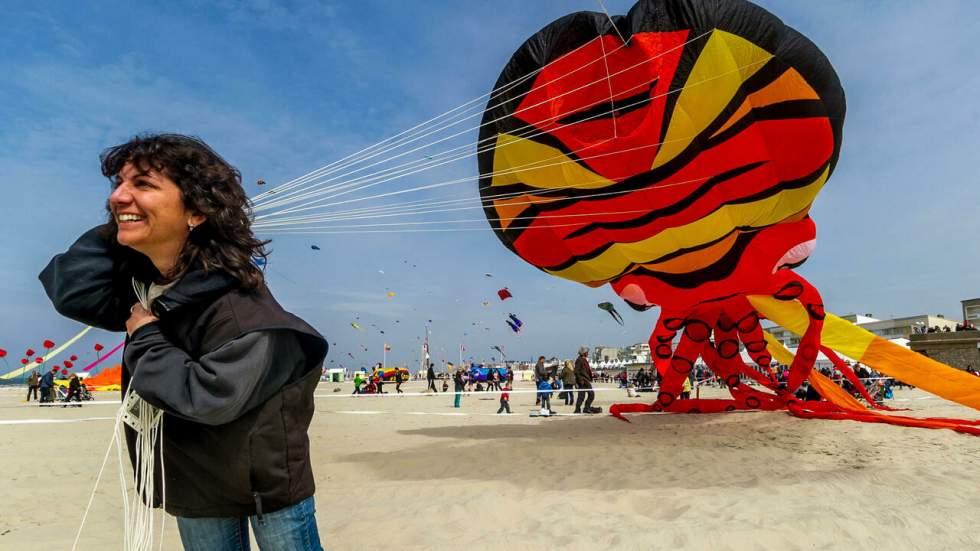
[176,496,322,551]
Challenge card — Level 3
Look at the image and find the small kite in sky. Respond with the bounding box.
[492,345,506,357]
[311,245,321,251]
[505,313,523,334]
[257,179,266,186]
[387,291,396,298]
[497,288,513,300]
[484,273,493,278]
[482,301,491,307]
[351,322,362,330]
[597,302,625,326]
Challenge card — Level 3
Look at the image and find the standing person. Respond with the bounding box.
[26,370,40,402]
[534,356,553,415]
[453,368,465,408]
[39,134,327,550]
[680,375,692,400]
[39,367,56,404]
[63,373,82,406]
[426,362,438,393]
[395,370,404,394]
[352,371,363,395]
[574,347,597,414]
[506,366,514,387]
[375,363,386,394]
[497,383,512,414]
[559,360,576,406]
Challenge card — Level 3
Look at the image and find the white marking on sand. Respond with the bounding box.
[0,417,114,425]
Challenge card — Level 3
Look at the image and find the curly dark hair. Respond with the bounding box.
[100,133,268,289]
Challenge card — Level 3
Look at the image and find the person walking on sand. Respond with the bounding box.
[426,362,438,393]
[352,371,363,394]
[26,370,40,402]
[497,383,512,414]
[453,368,465,408]
[63,373,82,407]
[395,370,405,394]
[574,347,598,414]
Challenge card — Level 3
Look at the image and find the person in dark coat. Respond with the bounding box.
[39,367,56,404]
[426,362,438,393]
[574,347,598,414]
[63,373,82,406]
[39,134,327,550]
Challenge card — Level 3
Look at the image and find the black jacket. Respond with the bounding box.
[574,356,594,387]
[40,226,328,517]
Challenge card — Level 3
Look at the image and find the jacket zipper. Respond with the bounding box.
[252,491,264,523]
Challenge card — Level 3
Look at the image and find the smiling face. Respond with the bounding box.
[108,163,205,274]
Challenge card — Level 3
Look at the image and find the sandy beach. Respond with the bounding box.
[1,380,978,551]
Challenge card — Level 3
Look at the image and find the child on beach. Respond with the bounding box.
[497,384,512,414]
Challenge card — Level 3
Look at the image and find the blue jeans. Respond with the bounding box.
[176,496,322,551]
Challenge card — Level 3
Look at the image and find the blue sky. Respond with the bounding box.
[1,0,978,372]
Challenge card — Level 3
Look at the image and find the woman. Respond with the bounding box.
[452,368,465,408]
[559,360,576,406]
[40,134,327,550]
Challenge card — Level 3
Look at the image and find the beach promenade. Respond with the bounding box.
[1,381,978,550]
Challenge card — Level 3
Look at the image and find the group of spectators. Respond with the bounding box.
[914,320,977,334]
[351,363,410,395]
[532,346,600,415]
[24,367,87,406]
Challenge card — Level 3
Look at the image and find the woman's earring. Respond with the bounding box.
[188,222,196,231]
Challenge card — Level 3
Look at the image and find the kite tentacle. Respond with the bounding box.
[819,345,901,411]
[656,310,709,409]
[713,307,779,392]
[727,298,775,377]
[769,270,824,394]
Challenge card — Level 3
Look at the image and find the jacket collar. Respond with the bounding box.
[150,263,239,318]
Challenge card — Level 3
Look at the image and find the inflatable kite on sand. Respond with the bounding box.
[478,0,980,433]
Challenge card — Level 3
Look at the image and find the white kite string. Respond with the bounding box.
[253,54,767,227]
[247,30,652,208]
[251,138,718,228]
[248,34,619,206]
[72,279,166,551]
[251,30,715,213]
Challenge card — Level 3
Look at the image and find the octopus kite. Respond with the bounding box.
[478,0,980,433]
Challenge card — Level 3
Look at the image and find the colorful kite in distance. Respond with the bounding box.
[505,313,523,334]
[497,288,513,300]
[598,302,625,326]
